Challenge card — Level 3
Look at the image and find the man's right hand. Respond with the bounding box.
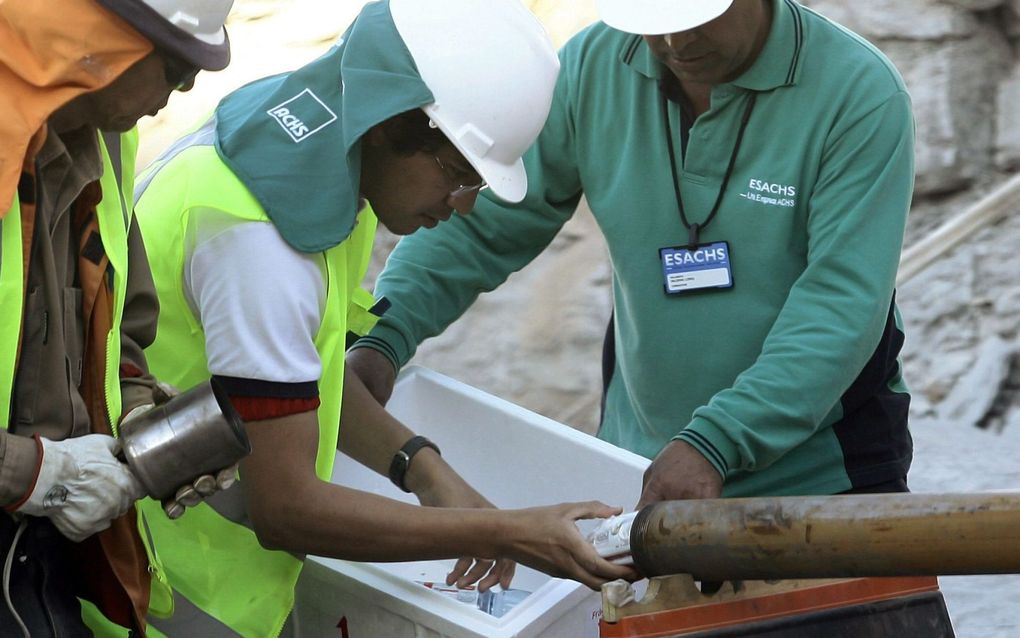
[346,347,398,406]
[636,440,723,509]
[502,501,640,590]
[12,434,145,542]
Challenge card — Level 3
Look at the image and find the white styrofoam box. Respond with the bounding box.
[290,365,650,638]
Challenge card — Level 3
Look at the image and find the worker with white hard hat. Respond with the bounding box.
[102,1,638,636]
[0,0,235,636]
[352,0,918,508]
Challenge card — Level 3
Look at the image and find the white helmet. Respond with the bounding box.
[597,0,734,36]
[390,0,559,203]
[96,0,234,70]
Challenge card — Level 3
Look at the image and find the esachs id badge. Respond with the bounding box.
[659,241,733,294]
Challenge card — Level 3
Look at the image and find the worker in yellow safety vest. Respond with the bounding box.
[0,1,235,636]
[112,1,640,636]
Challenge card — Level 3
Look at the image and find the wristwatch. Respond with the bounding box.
[388,435,441,493]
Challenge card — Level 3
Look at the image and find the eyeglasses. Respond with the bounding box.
[433,155,488,199]
[160,54,200,91]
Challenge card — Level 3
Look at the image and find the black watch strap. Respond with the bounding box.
[388,435,441,493]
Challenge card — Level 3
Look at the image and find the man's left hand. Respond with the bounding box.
[636,440,723,509]
[120,383,239,519]
[415,479,516,591]
[162,464,239,519]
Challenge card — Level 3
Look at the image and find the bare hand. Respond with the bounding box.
[346,348,397,406]
[416,473,515,591]
[162,464,239,519]
[636,440,723,509]
[503,501,640,590]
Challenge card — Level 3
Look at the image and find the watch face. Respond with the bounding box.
[389,436,440,493]
[389,450,413,492]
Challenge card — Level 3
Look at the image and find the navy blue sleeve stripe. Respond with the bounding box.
[352,335,400,364]
[677,429,729,473]
[783,0,804,84]
[212,375,319,399]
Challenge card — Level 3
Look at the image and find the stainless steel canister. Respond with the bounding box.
[119,379,250,500]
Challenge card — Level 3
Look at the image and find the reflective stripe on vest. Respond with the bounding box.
[148,590,244,638]
[133,139,378,638]
[1,130,136,431]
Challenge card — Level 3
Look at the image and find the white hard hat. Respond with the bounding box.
[390,0,560,203]
[597,0,734,35]
[96,0,234,70]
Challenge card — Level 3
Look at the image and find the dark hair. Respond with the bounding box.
[379,108,451,157]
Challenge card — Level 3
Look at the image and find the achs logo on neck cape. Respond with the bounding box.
[266,88,338,143]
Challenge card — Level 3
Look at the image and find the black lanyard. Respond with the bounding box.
[662,90,757,249]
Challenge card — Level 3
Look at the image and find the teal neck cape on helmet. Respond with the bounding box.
[213,0,434,253]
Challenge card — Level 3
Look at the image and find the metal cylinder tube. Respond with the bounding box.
[119,379,250,500]
[630,493,1020,580]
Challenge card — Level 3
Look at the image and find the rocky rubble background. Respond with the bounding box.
[805,0,1020,439]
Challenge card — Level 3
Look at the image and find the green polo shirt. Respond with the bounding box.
[358,0,915,496]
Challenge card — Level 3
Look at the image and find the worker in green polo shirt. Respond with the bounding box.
[349,0,916,505]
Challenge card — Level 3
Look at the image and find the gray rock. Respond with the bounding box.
[940,0,1005,11]
[1007,4,1020,36]
[884,29,1011,195]
[802,0,979,40]
[1005,402,1020,433]
[899,242,976,329]
[900,205,1020,433]
[937,336,1016,427]
[996,65,1020,169]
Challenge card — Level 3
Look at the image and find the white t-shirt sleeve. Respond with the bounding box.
[183,216,326,384]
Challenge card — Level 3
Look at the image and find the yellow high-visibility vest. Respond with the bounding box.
[129,140,378,638]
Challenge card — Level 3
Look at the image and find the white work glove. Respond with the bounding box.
[121,385,239,521]
[15,435,145,542]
